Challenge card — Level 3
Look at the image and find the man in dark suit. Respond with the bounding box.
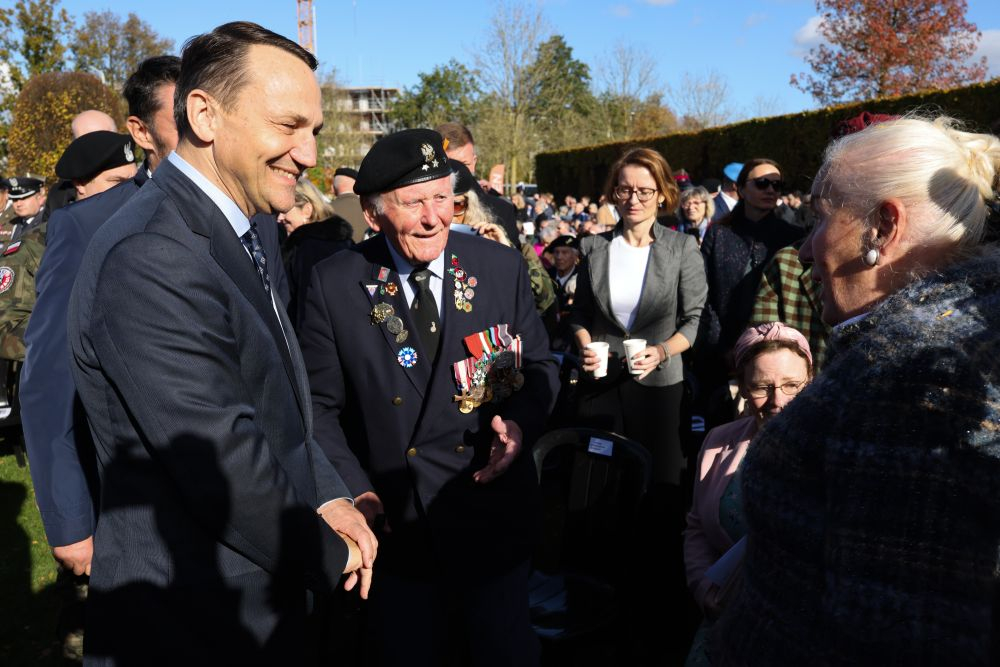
[66,23,375,664]
[299,129,559,666]
[20,56,181,579]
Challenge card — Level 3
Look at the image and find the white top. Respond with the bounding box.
[608,235,650,331]
[386,239,445,319]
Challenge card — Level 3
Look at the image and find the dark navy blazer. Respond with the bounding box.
[299,232,560,575]
[21,165,289,549]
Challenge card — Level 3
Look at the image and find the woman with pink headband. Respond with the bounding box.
[683,321,813,665]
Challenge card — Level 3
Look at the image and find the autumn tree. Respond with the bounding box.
[8,71,124,178]
[315,69,370,175]
[391,60,481,130]
[792,0,988,105]
[668,70,735,130]
[70,11,174,91]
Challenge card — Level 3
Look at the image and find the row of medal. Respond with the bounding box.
[451,324,525,414]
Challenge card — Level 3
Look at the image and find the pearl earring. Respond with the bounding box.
[863,248,880,267]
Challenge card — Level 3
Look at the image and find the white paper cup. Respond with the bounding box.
[623,338,647,375]
[585,341,610,378]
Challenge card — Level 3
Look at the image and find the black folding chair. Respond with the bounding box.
[529,427,651,647]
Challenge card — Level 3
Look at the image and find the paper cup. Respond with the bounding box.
[623,338,647,375]
[585,341,610,378]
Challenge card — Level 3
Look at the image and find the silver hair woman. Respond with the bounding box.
[717,116,1000,665]
[678,185,715,245]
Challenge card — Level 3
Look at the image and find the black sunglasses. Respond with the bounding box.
[751,177,785,191]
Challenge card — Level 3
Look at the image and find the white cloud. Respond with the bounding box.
[975,29,1000,77]
[792,15,827,57]
[610,4,632,17]
[744,13,767,29]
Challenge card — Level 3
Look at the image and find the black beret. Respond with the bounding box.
[354,129,451,196]
[55,131,135,181]
[334,166,358,179]
[5,174,44,199]
[547,235,579,253]
[449,159,475,195]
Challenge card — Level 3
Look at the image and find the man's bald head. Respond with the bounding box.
[72,110,117,138]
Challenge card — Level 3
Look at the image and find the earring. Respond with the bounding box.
[863,247,880,267]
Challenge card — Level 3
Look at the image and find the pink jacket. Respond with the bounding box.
[683,415,758,609]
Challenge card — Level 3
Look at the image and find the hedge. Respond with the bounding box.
[535,79,1000,199]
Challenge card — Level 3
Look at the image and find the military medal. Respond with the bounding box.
[395,330,409,344]
[447,254,477,313]
[377,266,390,283]
[386,315,404,334]
[397,347,418,368]
[366,283,378,297]
[450,324,525,413]
[371,302,394,325]
[385,282,398,296]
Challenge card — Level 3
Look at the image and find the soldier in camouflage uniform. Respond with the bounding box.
[0,220,46,361]
[0,178,14,242]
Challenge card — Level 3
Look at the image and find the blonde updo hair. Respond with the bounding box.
[815,116,1000,249]
[294,178,335,223]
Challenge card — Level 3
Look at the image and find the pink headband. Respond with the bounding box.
[733,322,813,369]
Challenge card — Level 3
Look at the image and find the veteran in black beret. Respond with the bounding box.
[5,173,47,242]
[55,131,138,201]
[299,128,559,666]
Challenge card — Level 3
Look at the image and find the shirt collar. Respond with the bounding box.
[385,236,445,281]
[166,151,251,237]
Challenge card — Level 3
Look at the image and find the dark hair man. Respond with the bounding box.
[65,23,376,663]
[20,54,183,584]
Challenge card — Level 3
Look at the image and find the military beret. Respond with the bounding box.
[334,166,358,179]
[547,235,579,253]
[354,129,451,196]
[449,159,475,195]
[5,174,44,199]
[55,131,135,182]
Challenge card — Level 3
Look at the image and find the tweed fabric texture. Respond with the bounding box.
[718,246,1000,666]
[750,244,829,371]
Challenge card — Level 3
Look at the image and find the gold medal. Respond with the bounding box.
[395,330,409,344]
[459,399,475,414]
[371,302,394,324]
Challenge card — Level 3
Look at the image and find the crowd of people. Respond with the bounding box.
[2,18,1000,667]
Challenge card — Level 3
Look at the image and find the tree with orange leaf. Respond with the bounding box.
[791,0,988,105]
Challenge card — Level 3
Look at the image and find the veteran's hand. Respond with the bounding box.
[53,536,93,576]
[319,498,378,569]
[474,416,523,484]
[355,491,391,534]
[338,533,374,599]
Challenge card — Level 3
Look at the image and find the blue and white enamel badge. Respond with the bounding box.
[397,346,418,368]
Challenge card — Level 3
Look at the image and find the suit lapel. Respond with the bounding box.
[361,238,430,396]
[587,237,626,332]
[153,161,306,421]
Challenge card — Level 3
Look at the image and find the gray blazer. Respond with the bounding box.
[570,227,708,386]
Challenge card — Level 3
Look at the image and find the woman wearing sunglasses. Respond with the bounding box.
[569,146,708,659]
[697,159,805,399]
[683,321,812,665]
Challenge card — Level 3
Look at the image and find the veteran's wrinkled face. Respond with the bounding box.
[370,176,454,264]
[209,45,322,217]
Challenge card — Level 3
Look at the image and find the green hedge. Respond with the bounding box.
[535,79,1000,198]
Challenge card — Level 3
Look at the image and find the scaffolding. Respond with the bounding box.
[297,0,315,54]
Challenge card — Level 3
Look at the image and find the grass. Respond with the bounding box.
[0,427,74,666]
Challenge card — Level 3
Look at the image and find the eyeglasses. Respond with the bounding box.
[745,379,808,398]
[453,198,467,214]
[613,186,657,202]
[751,177,785,191]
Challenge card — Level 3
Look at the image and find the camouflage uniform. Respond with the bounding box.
[0,220,46,361]
[0,206,15,242]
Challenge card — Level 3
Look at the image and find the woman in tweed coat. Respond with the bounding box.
[717,116,1000,666]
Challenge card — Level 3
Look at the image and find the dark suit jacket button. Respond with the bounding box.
[392,396,402,406]
[454,445,465,453]
[406,447,417,457]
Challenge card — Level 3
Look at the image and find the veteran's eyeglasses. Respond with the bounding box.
[746,379,808,398]
[614,186,658,202]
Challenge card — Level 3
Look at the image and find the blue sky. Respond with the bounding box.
[59,0,1000,120]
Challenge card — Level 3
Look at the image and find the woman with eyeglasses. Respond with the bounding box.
[683,321,812,665]
[717,117,1000,665]
[697,159,805,396]
[678,186,716,246]
[569,146,708,659]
